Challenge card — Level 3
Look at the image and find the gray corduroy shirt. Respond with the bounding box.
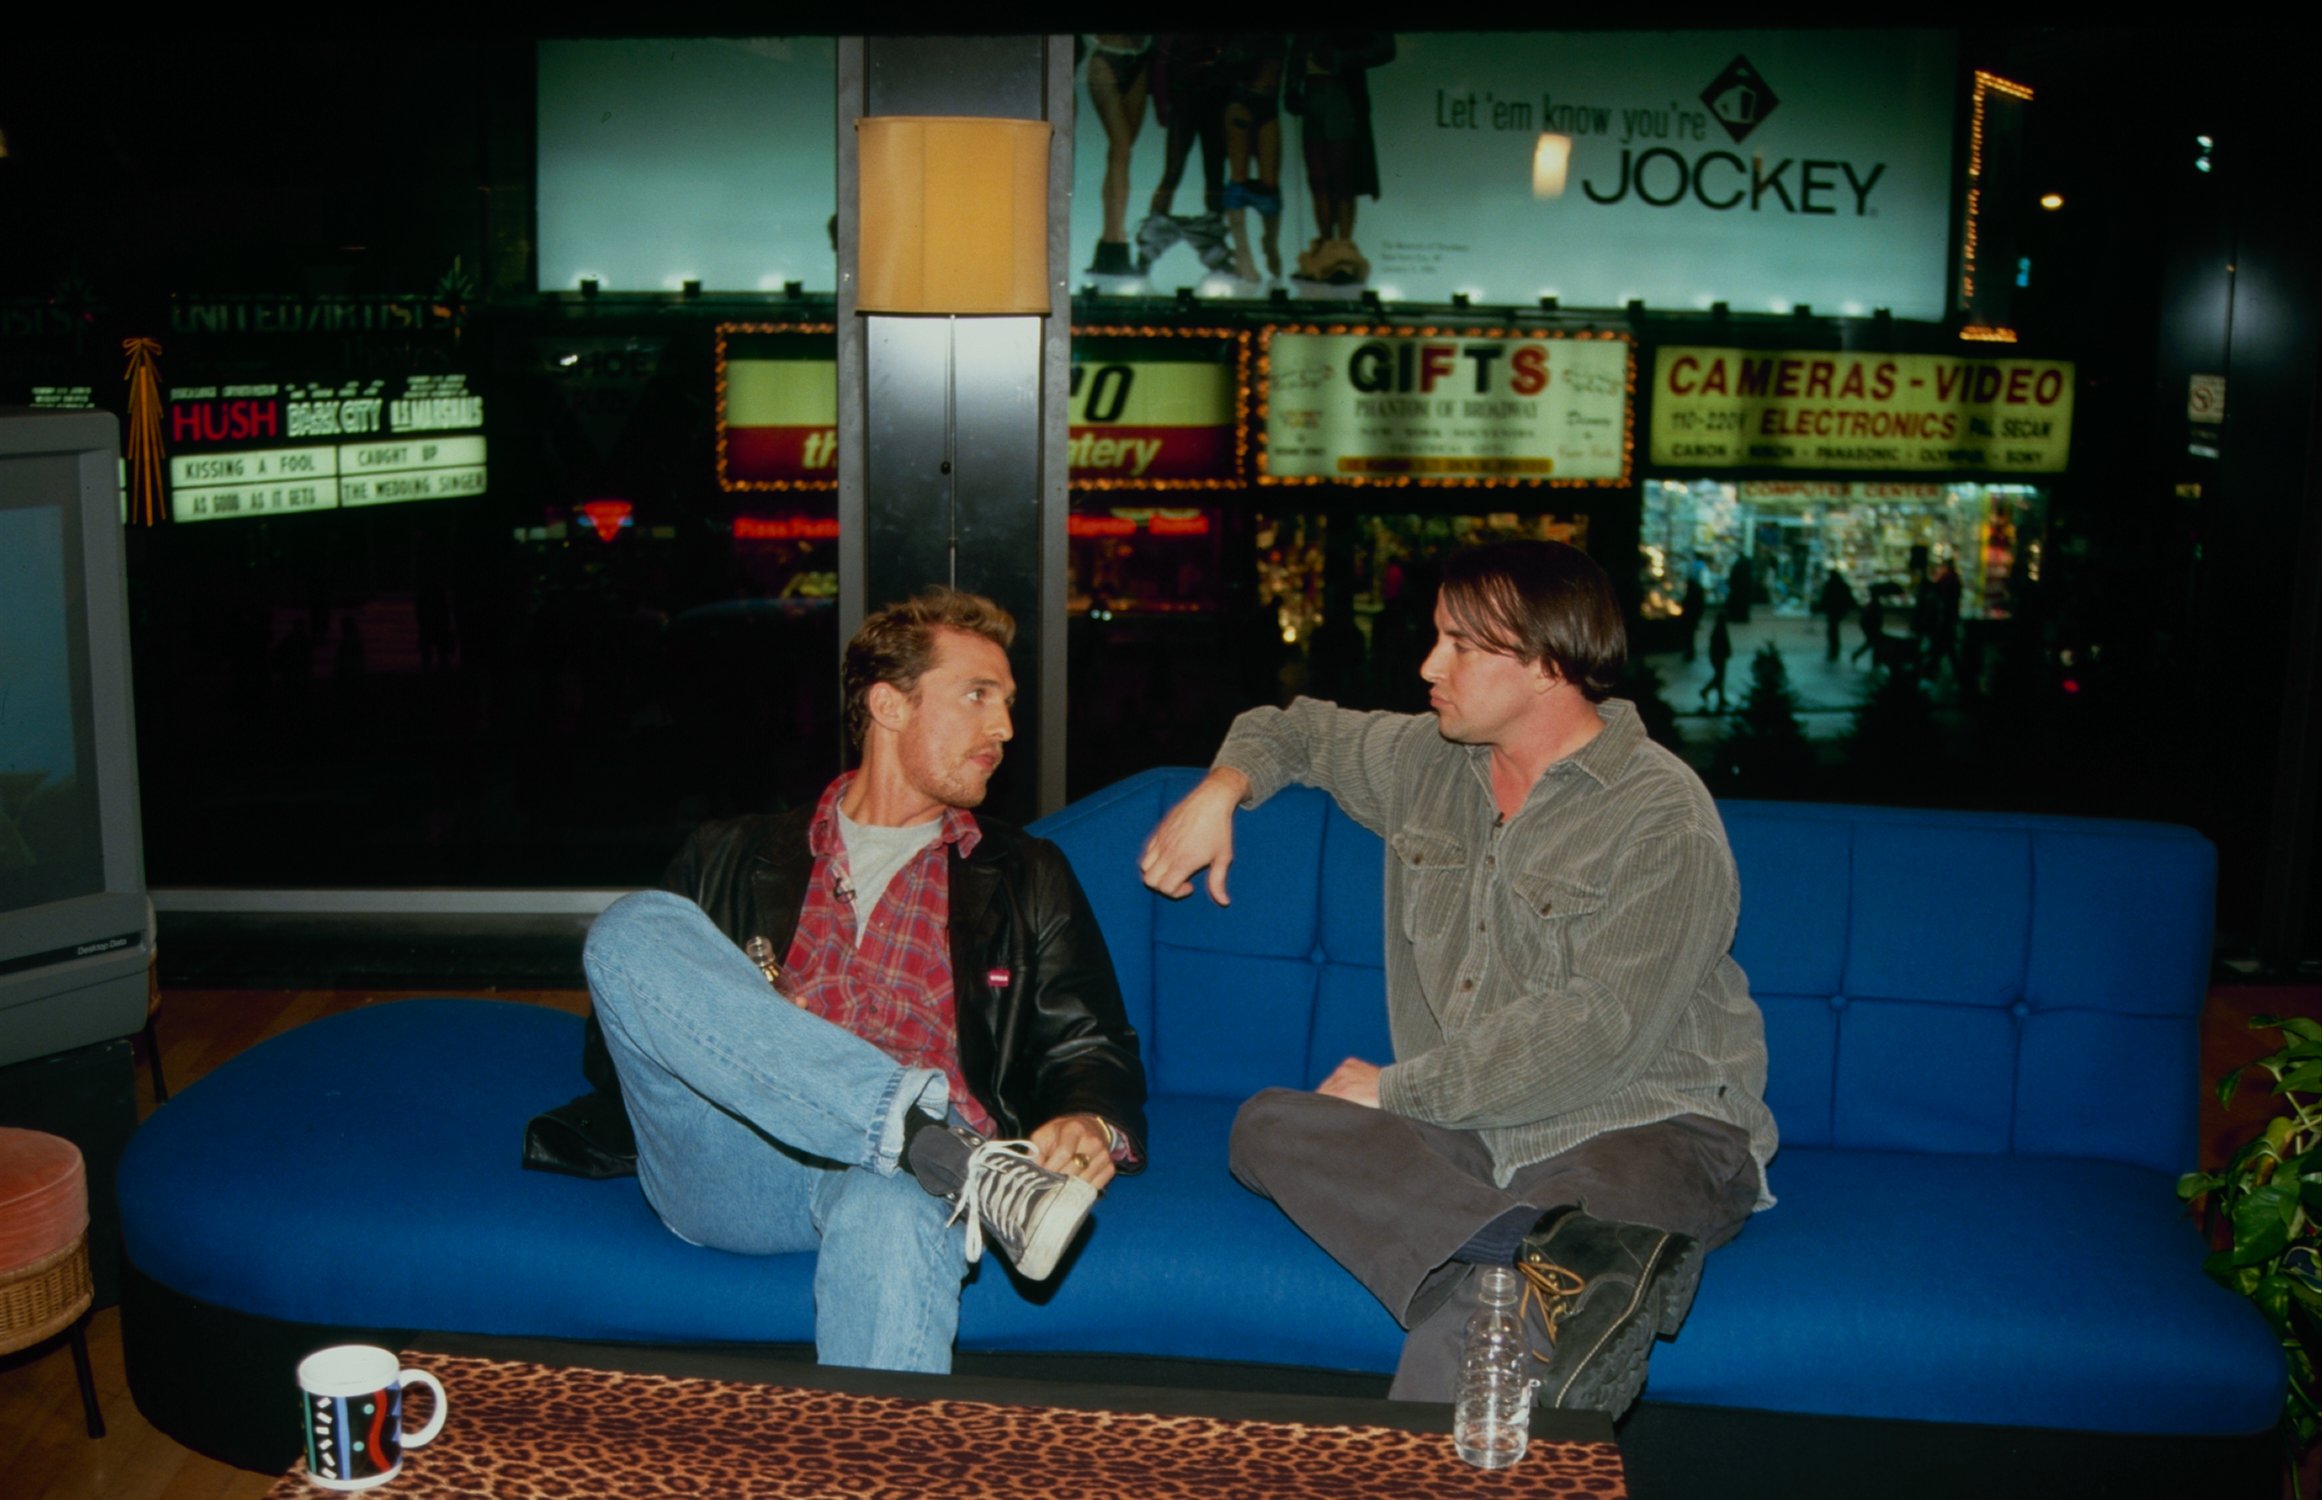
[1218,696,1777,1203]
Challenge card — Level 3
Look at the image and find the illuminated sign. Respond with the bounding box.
[1064,30,1953,314]
[718,324,838,491]
[167,295,464,338]
[1956,72,2035,341]
[1259,328,1632,486]
[1649,347,2074,472]
[734,515,841,541]
[165,373,487,523]
[579,499,634,541]
[1067,328,1246,489]
[718,324,1247,489]
[541,32,1952,313]
[1067,509,1212,538]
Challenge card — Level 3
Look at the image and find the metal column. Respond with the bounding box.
[836,36,1074,823]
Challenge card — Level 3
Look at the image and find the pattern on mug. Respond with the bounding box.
[305,1387,402,1481]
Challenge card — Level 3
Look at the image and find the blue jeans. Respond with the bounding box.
[582,889,968,1372]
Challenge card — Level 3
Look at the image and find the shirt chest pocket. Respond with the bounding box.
[1502,870,1606,985]
[1389,826,1470,946]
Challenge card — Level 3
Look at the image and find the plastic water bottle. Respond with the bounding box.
[1453,1264,1534,1469]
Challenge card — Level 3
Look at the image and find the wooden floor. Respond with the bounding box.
[0,987,585,1500]
[1,980,2314,1498]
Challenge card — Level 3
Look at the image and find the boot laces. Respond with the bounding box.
[1516,1257,1589,1362]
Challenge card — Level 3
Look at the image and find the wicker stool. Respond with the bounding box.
[0,1126,104,1438]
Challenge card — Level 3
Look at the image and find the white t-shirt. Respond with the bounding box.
[834,805,945,946]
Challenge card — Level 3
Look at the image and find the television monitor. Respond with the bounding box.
[0,408,151,1069]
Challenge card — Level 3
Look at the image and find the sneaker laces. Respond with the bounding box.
[946,1138,1051,1266]
[1516,1258,1589,1362]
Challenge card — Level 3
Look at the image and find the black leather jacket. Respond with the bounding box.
[525,805,1148,1179]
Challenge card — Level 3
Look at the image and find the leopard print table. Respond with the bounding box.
[263,1351,1628,1498]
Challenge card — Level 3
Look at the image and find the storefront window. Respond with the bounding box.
[1252,509,1593,712]
[1641,478,2045,623]
[1057,501,1601,794]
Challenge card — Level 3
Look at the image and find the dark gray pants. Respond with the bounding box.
[1228,1088,1760,1401]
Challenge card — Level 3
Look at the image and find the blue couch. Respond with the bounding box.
[117,768,2282,1476]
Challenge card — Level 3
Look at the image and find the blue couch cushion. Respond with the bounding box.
[1722,807,1852,999]
[117,999,1405,1370]
[1149,949,1320,1100]
[962,1095,1402,1371]
[1846,823,2033,1008]
[119,1000,818,1343]
[1714,799,2215,1177]
[1651,1147,2283,1435]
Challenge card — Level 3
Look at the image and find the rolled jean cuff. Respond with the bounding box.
[875,1068,950,1171]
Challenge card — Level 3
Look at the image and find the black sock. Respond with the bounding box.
[1453,1204,1555,1265]
[900,1109,974,1199]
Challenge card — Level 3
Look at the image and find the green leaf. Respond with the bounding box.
[2206,1248,2261,1294]
[2231,1184,2298,1266]
[2179,1170,2224,1201]
[2259,1015,2322,1046]
[2277,1061,2322,1096]
[2256,1274,2301,1335]
[2219,1065,2247,1110]
[2228,1132,2280,1180]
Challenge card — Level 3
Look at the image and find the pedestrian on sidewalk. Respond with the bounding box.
[1701,614,1733,713]
[1818,568,1856,663]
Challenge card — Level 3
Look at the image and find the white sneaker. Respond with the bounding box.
[947,1139,1096,1281]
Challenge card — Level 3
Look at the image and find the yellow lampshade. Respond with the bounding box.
[857,115,1053,315]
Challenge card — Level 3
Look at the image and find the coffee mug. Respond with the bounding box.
[296,1345,448,1491]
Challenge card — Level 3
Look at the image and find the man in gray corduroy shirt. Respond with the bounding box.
[1141,539,1776,1416]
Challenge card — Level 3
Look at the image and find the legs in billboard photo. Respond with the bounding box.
[1223,40,1285,283]
[1084,36,1151,277]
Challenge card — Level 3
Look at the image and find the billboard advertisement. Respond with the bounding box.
[1072,32,1956,316]
[540,31,1957,316]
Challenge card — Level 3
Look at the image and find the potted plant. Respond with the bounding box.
[2179,1014,2322,1495]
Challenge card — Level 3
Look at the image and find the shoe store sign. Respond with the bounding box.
[719,324,1247,489]
[1258,328,1632,486]
[1649,347,2075,473]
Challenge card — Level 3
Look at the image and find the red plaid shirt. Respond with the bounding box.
[782,774,995,1137]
